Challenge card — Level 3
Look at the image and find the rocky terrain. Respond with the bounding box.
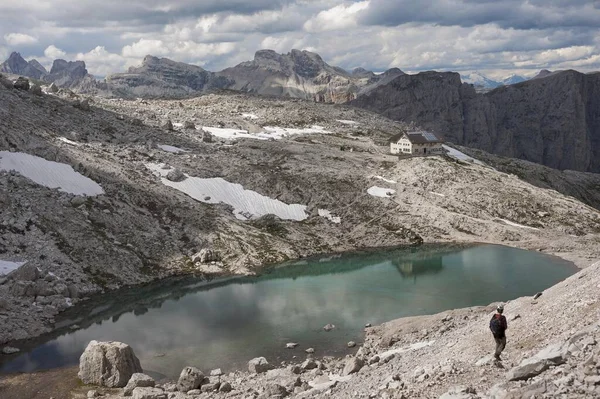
[0,73,600,397]
[351,69,600,173]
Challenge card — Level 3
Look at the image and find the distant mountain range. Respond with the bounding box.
[459,71,528,91]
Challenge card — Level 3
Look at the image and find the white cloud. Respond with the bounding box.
[4,33,38,46]
[44,45,66,59]
[76,46,128,77]
[122,39,169,58]
[304,1,369,33]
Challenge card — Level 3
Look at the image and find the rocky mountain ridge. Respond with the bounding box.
[351,69,600,173]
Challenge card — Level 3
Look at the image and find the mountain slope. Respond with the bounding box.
[351,69,600,173]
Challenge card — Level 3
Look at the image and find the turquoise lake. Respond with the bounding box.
[0,244,576,378]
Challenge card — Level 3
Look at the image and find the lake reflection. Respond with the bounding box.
[0,244,575,378]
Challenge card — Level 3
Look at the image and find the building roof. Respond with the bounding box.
[389,131,444,144]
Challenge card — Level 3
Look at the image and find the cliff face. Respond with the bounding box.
[352,70,600,173]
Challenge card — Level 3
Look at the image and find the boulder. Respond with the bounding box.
[323,323,335,332]
[507,343,567,381]
[9,263,40,281]
[30,84,43,96]
[266,384,288,397]
[305,348,315,354]
[0,74,12,89]
[210,368,223,376]
[177,366,204,393]
[79,99,91,111]
[301,358,317,370]
[248,357,271,374]
[219,382,232,392]
[183,121,195,129]
[78,340,143,388]
[2,346,20,354]
[439,386,479,399]
[13,77,30,90]
[286,342,299,349]
[124,373,155,396]
[48,82,59,93]
[162,120,174,131]
[201,130,213,143]
[200,382,220,392]
[166,168,186,182]
[131,387,166,399]
[342,356,364,376]
[347,341,356,348]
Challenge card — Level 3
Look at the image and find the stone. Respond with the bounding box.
[201,382,220,392]
[79,99,91,111]
[87,390,99,398]
[124,373,156,396]
[162,120,174,131]
[2,346,20,354]
[30,84,43,96]
[347,341,356,348]
[132,387,167,399]
[186,389,201,395]
[533,292,543,299]
[439,386,478,399]
[210,368,223,376]
[323,323,335,332]
[219,382,232,392]
[301,358,318,370]
[305,348,315,354]
[13,77,30,90]
[266,383,287,397]
[342,356,364,376]
[183,121,195,129]
[0,73,12,89]
[249,357,271,374]
[201,130,213,143]
[368,355,380,365]
[177,366,204,393]
[48,82,59,93]
[166,168,186,182]
[9,263,40,281]
[365,323,372,328]
[78,340,143,388]
[286,343,299,349]
[71,196,87,207]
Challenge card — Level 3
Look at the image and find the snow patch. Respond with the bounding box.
[368,186,396,198]
[337,119,359,125]
[173,122,183,129]
[372,175,397,184]
[241,113,259,120]
[200,125,332,141]
[58,137,80,146]
[497,218,540,230]
[0,260,27,276]
[318,209,341,224]
[430,192,446,197]
[443,145,485,166]
[146,163,308,221]
[378,341,436,359]
[158,144,188,153]
[0,151,104,196]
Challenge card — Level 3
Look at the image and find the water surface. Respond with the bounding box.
[0,244,575,378]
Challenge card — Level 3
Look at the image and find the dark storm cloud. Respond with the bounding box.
[358,0,600,29]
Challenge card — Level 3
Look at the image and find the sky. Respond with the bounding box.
[0,0,599,79]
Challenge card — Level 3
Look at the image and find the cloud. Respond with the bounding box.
[0,1,599,79]
[4,33,38,46]
[44,45,66,59]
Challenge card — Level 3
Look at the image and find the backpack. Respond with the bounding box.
[489,315,503,336]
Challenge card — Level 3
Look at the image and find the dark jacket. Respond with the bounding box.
[490,313,508,338]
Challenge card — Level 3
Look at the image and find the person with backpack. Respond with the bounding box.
[489,304,508,360]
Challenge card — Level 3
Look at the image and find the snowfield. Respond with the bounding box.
[57,137,81,146]
[443,145,485,166]
[337,120,359,125]
[241,113,259,120]
[498,218,540,230]
[200,125,331,141]
[368,186,396,198]
[146,163,308,221]
[158,144,188,153]
[0,151,104,196]
[0,260,27,276]
[372,175,397,184]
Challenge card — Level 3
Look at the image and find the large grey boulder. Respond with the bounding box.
[48,82,59,93]
[8,263,40,281]
[131,387,166,399]
[78,341,143,387]
[161,120,174,131]
[248,357,271,374]
[30,84,43,96]
[507,342,567,381]
[166,168,186,182]
[124,373,155,396]
[342,356,364,376]
[13,76,30,90]
[177,366,204,393]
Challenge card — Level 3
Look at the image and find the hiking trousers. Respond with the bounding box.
[494,335,506,357]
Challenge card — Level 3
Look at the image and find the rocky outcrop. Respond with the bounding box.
[0,52,47,80]
[177,366,204,393]
[351,69,600,172]
[78,341,143,387]
[124,373,155,396]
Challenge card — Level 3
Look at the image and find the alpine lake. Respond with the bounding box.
[0,244,577,379]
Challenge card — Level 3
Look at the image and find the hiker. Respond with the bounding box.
[489,304,508,360]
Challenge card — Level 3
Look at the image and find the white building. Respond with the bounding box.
[389,131,444,155]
